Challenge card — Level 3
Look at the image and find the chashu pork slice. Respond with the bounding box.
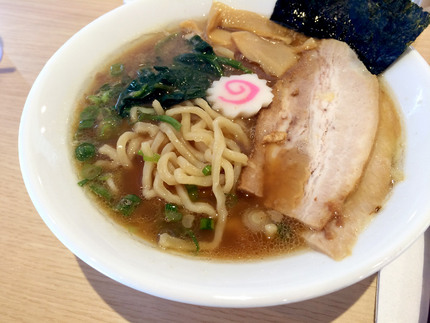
[303,89,403,259]
[239,39,380,230]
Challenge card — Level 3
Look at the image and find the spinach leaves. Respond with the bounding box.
[114,35,250,117]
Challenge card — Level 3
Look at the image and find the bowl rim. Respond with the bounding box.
[18,0,430,307]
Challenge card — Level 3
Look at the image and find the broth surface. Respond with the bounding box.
[71,14,403,260]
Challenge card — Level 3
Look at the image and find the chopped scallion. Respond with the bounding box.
[164,203,182,222]
[110,63,124,76]
[75,142,96,161]
[98,173,112,181]
[138,113,182,131]
[97,116,120,140]
[202,165,212,176]
[87,95,103,105]
[144,153,160,163]
[80,105,99,121]
[77,179,89,187]
[185,230,200,252]
[87,90,111,106]
[100,91,111,104]
[89,183,112,201]
[115,194,141,217]
[99,83,111,92]
[185,184,199,201]
[215,56,253,74]
[80,163,102,180]
[137,150,160,163]
[78,119,95,130]
[200,218,214,230]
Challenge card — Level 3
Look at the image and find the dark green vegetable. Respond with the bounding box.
[79,105,99,129]
[225,193,238,208]
[99,83,111,92]
[179,35,252,73]
[174,53,223,76]
[80,105,99,120]
[138,113,182,131]
[215,56,252,73]
[87,91,110,105]
[270,0,430,74]
[89,183,112,201]
[115,65,211,117]
[185,184,199,202]
[164,203,182,222]
[75,142,96,161]
[200,218,214,230]
[137,150,161,163]
[77,179,89,187]
[97,115,121,140]
[185,230,200,252]
[78,119,95,130]
[110,63,124,76]
[115,194,141,216]
[87,83,124,107]
[188,34,214,54]
[175,35,252,75]
[202,165,212,176]
[114,35,251,117]
[143,154,160,163]
[80,163,102,180]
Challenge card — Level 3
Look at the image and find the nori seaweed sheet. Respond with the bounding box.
[270,0,430,74]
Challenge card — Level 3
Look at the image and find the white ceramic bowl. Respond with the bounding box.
[19,0,430,307]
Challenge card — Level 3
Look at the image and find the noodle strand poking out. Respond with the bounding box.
[99,99,249,251]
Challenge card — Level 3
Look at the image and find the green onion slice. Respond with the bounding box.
[99,83,111,92]
[97,116,120,140]
[115,194,141,217]
[78,119,95,130]
[215,56,253,74]
[75,142,96,161]
[185,184,199,202]
[77,179,89,187]
[80,105,99,121]
[138,114,182,131]
[185,230,200,252]
[137,150,160,163]
[164,203,182,222]
[87,90,111,106]
[200,218,214,230]
[202,165,212,176]
[89,183,112,201]
[110,63,124,76]
[100,91,111,104]
[87,95,103,105]
[80,163,102,180]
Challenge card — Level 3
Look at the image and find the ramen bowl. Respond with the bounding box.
[18,0,430,307]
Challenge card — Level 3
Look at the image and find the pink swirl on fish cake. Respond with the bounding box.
[219,80,260,105]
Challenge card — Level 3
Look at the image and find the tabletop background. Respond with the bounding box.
[1,1,429,322]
